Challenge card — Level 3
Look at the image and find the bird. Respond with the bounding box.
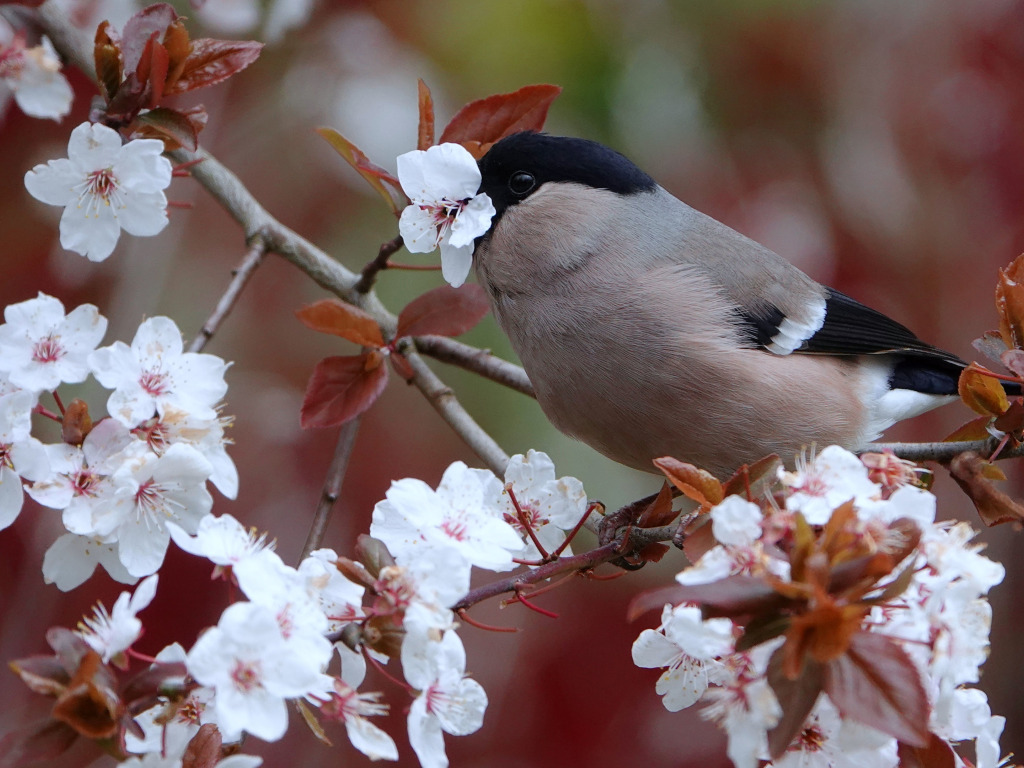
[472,131,975,479]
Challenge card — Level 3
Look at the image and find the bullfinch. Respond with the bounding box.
[473,131,977,478]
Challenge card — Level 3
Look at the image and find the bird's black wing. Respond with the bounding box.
[805,289,965,363]
[736,287,968,395]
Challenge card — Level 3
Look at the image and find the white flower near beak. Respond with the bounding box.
[396,143,495,288]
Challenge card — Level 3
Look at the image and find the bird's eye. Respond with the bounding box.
[508,171,536,196]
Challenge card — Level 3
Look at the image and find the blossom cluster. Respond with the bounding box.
[55,451,588,768]
[632,446,1008,768]
[0,292,234,589]
[363,450,589,767]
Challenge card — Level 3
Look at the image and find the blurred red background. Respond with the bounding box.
[2,0,1024,765]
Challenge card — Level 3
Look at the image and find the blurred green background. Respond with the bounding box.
[3,0,1024,765]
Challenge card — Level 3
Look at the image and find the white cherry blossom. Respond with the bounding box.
[76,574,157,665]
[370,461,523,574]
[0,293,106,393]
[133,407,238,498]
[42,532,135,590]
[297,549,365,633]
[318,679,398,762]
[234,549,334,667]
[402,629,487,768]
[187,601,334,742]
[24,122,172,261]
[0,33,73,120]
[167,513,271,575]
[780,445,881,524]
[0,390,50,530]
[397,143,496,288]
[30,418,139,533]
[632,604,735,711]
[89,316,229,426]
[125,643,224,757]
[500,450,589,559]
[86,443,214,577]
[710,496,763,547]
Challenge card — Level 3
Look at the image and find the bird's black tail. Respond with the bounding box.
[890,356,1022,397]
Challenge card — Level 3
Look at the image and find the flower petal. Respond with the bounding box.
[24,159,80,206]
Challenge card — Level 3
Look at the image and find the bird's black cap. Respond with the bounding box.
[477,132,656,225]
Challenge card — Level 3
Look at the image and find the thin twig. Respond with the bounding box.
[402,349,510,475]
[299,418,361,561]
[453,523,675,612]
[869,439,1024,463]
[353,236,403,294]
[414,336,535,397]
[189,236,267,353]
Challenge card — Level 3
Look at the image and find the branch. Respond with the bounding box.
[26,2,515,476]
[353,236,404,295]
[414,335,535,397]
[870,439,1024,463]
[299,418,361,561]
[402,349,510,475]
[453,523,675,611]
[189,237,267,353]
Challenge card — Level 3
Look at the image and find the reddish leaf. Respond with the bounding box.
[949,451,1024,526]
[396,284,490,339]
[636,542,670,563]
[317,127,405,216]
[995,253,1024,349]
[296,299,384,348]
[654,457,724,510]
[722,454,782,500]
[993,398,1024,433]
[121,2,177,73]
[896,733,957,768]
[134,107,199,151]
[9,654,70,696]
[52,675,122,738]
[165,38,263,95]
[417,79,435,151]
[823,631,930,748]
[943,415,992,442]
[681,514,716,565]
[104,72,147,124]
[46,628,91,674]
[672,575,792,619]
[182,724,222,768]
[93,22,123,100]
[0,720,78,767]
[300,354,388,428]
[439,84,563,159]
[636,481,677,528]
[766,645,825,759]
[162,19,192,87]
[121,662,187,705]
[135,33,169,107]
[958,363,1009,416]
